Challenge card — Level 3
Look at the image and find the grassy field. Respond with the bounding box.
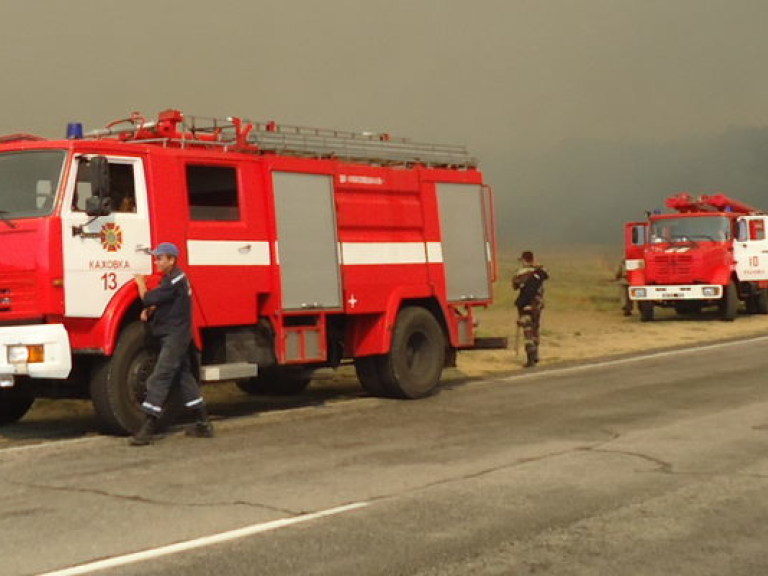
[463,244,768,378]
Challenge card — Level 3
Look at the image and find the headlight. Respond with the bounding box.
[702,287,718,297]
[631,288,647,298]
[7,345,44,364]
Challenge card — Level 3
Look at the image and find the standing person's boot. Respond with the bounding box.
[524,344,537,368]
[185,404,214,438]
[129,415,158,446]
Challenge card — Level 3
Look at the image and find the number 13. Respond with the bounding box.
[101,272,117,290]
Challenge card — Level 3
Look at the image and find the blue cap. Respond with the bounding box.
[150,242,180,257]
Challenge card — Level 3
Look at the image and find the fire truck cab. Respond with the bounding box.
[0,110,502,433]
[625,193,768,321]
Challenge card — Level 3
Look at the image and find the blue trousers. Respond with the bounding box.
[141,332,204,416]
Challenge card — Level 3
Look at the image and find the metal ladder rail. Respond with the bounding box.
[183,115,477,168]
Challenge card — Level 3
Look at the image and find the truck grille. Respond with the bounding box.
[650,253,694,283]
[0,272,40,318]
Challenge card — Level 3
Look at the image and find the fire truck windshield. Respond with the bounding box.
[650,216,731,243]
[0,150,66,220]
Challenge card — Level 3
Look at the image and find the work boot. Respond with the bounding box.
[524,345,537,368]
[185,405,214,438]
[185,421,215,438]
[129,415,158,446]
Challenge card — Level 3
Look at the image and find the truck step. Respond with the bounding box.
[200,362,258,382]
[467,337,509,350]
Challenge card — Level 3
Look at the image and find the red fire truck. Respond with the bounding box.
[625,193,768,321]
[0,110,501,433]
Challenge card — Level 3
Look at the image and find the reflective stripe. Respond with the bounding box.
[187,240,271,266]
[341,242,443,265]
[141,402,163,414]
[185,398,204,408]
[171,272,186,285]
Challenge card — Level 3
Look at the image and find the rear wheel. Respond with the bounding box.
[376,307,446,399]
[719,282,738,321]
[0,389,34,425]
[237,366,312,395]
[355,355,389,397]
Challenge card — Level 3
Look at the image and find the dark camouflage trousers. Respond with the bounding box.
[517,298,543,364]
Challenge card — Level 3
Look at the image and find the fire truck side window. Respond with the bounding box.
[110,164,136,213]
[186,165,240,221]
[72,160,136,213]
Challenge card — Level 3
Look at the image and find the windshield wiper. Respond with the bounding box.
[0,211,18,229]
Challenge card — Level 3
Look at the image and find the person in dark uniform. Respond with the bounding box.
[512,250,549,368]
[130,242,213,445]
[615,260,634,316]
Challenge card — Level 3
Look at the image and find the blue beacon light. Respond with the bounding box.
[66,122,84,139]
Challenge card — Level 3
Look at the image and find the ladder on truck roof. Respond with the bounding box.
[88,110,478,169]
[666,193,763,215]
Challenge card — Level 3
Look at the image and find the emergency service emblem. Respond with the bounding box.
[100,223,123,253]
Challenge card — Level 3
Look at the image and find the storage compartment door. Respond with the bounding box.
[272,172,342,310]
[437,183,491,302]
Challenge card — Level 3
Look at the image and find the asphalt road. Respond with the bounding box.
[3,338,768,576]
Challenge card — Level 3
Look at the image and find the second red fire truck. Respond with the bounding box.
[0,110,501,434]
[625,192,768,321]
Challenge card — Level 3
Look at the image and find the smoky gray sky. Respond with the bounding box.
[2,0,768,244]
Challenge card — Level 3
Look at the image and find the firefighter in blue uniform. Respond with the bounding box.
[131,242,213,445]
[512,250,549,368]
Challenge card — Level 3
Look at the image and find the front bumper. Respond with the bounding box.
[629,285,722,301]
[0,324,72,381]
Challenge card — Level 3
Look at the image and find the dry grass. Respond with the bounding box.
[460,244,768,378]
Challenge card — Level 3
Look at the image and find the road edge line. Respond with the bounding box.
[35,501,369,576]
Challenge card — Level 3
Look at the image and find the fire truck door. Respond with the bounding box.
[436,183,491,302]
[734,215,768,281]
[624,221,648,275]
[61,156,152,318]
[272,172,342,310]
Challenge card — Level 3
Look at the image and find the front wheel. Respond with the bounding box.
[376,307,446,399]
[0,390,34,425]
[757,288,768,314]
[89,322,159,435]
[639,301,654,322]
[719,282,738,321]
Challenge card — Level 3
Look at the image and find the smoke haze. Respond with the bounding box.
[2,0,768,247]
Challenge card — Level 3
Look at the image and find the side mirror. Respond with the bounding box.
[85,195,111,216]
[85,156,111,217]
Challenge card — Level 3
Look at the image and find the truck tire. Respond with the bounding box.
[639,301,654,322]
[236,366,312,395]
[355,355,389,397]
[719,282,738,321]
[0,390,34,425]
[758,288,768,314]
[746,294,758,315]
[377,306,446,399]
[90,322,172,435]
